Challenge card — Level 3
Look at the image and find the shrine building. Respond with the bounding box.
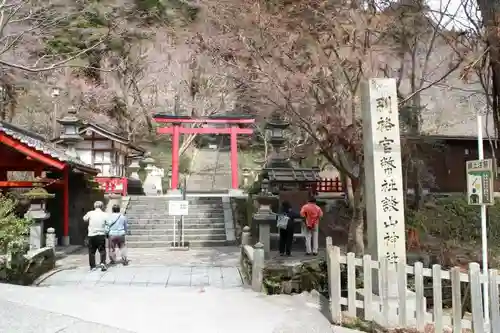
[52,109,145,196]
[0,120,103,246]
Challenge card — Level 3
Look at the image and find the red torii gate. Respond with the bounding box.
[153,114,255,190]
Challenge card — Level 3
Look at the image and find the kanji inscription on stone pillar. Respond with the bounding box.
[362,78,406,268]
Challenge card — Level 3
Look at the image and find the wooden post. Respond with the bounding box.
[432,264,443,333]
[363,254,373,321]
[397,259,408,327]
[346,252,356,317]
[230,125,239,189]
[469,262,485,332]
[489,269,500,331]
[328,245,342,323]
[451,267,463,333]
[414,261,425,331]
[171,124,180,190]
[62,167,70,246]
[121,177,128,196]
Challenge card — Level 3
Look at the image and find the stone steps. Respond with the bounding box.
[126,239,231,248]
[129,227,226,235]
[127,214,224,220]
[127,207,223,212]
[127,203,224,208]
[130,196,220,201]
[128,220,225,228]
[127,233,226,242]
[124,195,229,248]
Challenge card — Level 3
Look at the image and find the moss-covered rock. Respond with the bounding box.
[263,258,328,295]
[0,247,56,285]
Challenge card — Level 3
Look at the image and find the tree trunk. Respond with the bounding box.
[478,0,500,150]
[347,176,364,255]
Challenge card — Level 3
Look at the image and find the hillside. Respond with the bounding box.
[0,0,488,146]
[2,0,240,141]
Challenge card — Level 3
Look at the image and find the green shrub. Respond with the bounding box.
[406,196,500,245]
[0,195,32,255]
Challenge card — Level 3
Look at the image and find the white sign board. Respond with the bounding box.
[168,200,189,216]
[362,78,406,267]
[466,159,495,206]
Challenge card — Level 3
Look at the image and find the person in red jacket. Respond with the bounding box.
[300,197,323,256]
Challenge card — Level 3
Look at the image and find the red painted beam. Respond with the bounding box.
[153,117,255,124]
[0,161,51,169]
[0,133,66,170]
[63,168,69,238]
[0,180,63,188]
[157,127,253,135]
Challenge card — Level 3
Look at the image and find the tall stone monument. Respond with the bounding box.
[361,78,419,327]
[362,78,406,268]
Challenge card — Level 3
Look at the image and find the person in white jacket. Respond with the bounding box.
[83,201,108,271]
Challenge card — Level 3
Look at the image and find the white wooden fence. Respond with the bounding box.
[325,237,500,332]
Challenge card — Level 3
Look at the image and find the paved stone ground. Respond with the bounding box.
[56,246,240,267]
[40,265,243,288]
[0,246,364,333]
[0,283,360,333]
[41,247,242,288]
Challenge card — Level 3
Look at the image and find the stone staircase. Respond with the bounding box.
[125,196,230,248]
[186,147,232,192]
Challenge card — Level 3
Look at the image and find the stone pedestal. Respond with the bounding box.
[29,222,44,251]
[252,198,277,259]
[25,204,51,251]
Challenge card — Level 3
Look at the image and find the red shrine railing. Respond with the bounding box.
[315,177,343,193]
[95,177,128,196]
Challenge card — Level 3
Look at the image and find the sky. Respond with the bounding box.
[427,0,481,30]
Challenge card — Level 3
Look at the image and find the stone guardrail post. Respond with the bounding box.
[45,227,56,249]
[251,242,265,292]
[241,226,251,246]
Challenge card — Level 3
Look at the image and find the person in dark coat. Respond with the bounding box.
[278,201,300,256]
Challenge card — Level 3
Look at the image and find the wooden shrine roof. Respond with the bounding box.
[0,122,97,173]
[262,167,321,183]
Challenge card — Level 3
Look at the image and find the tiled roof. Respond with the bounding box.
[263,168,321,182]
[0,122,94,170]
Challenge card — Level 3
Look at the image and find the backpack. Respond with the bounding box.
[277,214,290,229]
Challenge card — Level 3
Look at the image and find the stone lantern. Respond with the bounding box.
[253,112,321,257]
[265,113,291,169]
[142,155,158,195]
[57,106,83,158]
[242,168,251,188]
[142,155,155,171]
[128,157,141,180]
[21,186,55,250]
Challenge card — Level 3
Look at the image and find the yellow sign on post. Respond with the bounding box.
[466,159,495,206]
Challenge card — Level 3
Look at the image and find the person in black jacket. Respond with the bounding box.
[278,201,300,256]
